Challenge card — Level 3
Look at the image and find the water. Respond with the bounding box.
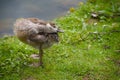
[0,0,85,37]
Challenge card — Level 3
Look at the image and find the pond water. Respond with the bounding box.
[0,0,85,37]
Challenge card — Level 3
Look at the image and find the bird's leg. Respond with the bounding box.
[39,46,43,66]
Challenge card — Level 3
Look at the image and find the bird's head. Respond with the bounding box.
[45,22,64,43]
[46,22,64,33]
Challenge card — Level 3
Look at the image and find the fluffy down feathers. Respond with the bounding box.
[14,18,63,49]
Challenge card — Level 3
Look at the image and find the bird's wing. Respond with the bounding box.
[23,18,47,43]
[28,34,47,43]
[27,18,58,33]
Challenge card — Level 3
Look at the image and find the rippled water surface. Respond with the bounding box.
[0,0,85,37]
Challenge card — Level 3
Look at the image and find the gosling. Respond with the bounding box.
[14,18,63,66]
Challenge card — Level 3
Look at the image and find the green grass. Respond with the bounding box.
[0,0,120,80]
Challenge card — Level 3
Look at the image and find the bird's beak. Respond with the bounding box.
[57,29,64,33]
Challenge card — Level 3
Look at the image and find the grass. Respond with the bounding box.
[0,0,120,80]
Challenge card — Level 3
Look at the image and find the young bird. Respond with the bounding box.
[14,18,63,66]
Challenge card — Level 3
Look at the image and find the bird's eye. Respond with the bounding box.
[49,22,56,28]
[52,25,56,28]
